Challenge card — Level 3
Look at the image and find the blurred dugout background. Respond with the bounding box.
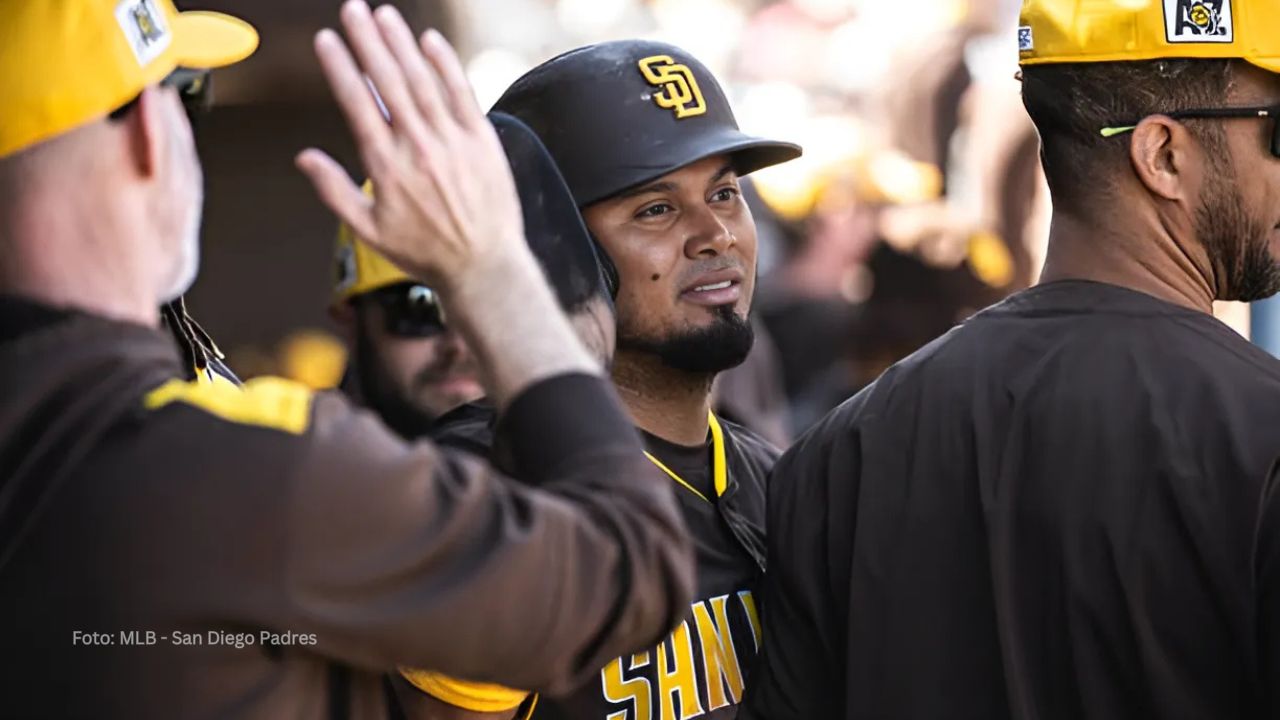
[188,0,1253,440]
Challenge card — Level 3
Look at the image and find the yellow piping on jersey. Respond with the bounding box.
[143,377,313,435]
[643,411,728,504]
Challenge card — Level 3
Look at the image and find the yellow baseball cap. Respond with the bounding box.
[1018,0,1280,72]
[332,181,414,304]
[0,0,258,159]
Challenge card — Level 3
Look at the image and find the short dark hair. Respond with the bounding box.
[1020,59,1236,208]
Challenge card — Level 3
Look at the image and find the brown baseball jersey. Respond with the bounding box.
[0,296,694,719]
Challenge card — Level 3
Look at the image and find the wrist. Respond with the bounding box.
[429,233,600,406]
[436,240,539,308]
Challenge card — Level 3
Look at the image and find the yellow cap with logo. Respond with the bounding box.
[0,0,258,159]
[1018,0,1280,72]
[332,181,413,304]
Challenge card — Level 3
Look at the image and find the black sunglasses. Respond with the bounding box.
[363,283,448,338]
[1101,104,1280,157]
[108,67,213,123]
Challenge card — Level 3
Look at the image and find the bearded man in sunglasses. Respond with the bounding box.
[331,196,485,438]
[743,0,1280,717]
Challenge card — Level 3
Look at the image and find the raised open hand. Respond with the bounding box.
[297,0,525,295]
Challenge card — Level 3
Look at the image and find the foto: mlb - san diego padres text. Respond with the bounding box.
[72,630,317,648]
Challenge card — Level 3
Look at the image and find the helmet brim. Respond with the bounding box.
[580,131,802,207]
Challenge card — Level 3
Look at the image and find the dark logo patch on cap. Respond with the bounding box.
[638,56,707,120]
[115,0,172,66]
[334,243,356,295]
[1165,0,1233,43]
[133,4,164,44]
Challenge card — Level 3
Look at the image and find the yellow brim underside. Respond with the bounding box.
[1247,57,1280,74]
[1021,53,1280,75]
[171,10,259,69]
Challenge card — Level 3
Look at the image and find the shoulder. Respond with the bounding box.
[716,415,781,469]
[766,383,878,505]
[143,376,315,435]
[1164,318,1280,386]
[143,379,419,468]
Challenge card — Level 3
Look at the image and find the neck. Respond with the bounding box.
[1038,203,1216,314]
[612,350,714,446]
[0,192,160,328]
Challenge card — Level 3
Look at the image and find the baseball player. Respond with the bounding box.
[0,1,694,716]
[397,40,803,720]
[381,112,620,720]
[326,116,619,720]
[742,0,1280,717]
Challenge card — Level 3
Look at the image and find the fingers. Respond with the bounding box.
[303,0,519,291]
[337,0,429,142]
[295,149,378,243]
[420,29,483,128]
[373,4,450,131]
[313,28,394,176]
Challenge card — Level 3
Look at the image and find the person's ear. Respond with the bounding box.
[329,300,358,345]
[119,86,174,180]
[1129,115,1203,203]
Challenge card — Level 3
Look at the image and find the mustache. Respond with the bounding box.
[676,259,747,287]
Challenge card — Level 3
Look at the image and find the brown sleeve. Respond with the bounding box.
[273,373,693,695]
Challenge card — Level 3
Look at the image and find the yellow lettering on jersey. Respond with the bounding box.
[692,595,745,710]
[656,621,704,720]
[602,651,653,720]
[739,590,762,652]
[143,376,313,435]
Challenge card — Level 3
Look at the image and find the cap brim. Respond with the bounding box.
[171,11,259,70]
[584,132,803,207]
[723,137,804,178]
[1248,57,1280,74]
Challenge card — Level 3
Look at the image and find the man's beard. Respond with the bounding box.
[1198,150,1280,302]
[353,321,440,440]
[618,304,754,374]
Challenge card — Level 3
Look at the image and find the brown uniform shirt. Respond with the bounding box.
[0,297,694,719]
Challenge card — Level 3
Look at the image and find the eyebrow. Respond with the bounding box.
[614,163,738,201]
[616,181,677,200]
[709,163,735,185]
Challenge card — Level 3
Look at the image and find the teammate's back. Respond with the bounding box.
[745,0,1280,712]
[748,280,1280,718]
